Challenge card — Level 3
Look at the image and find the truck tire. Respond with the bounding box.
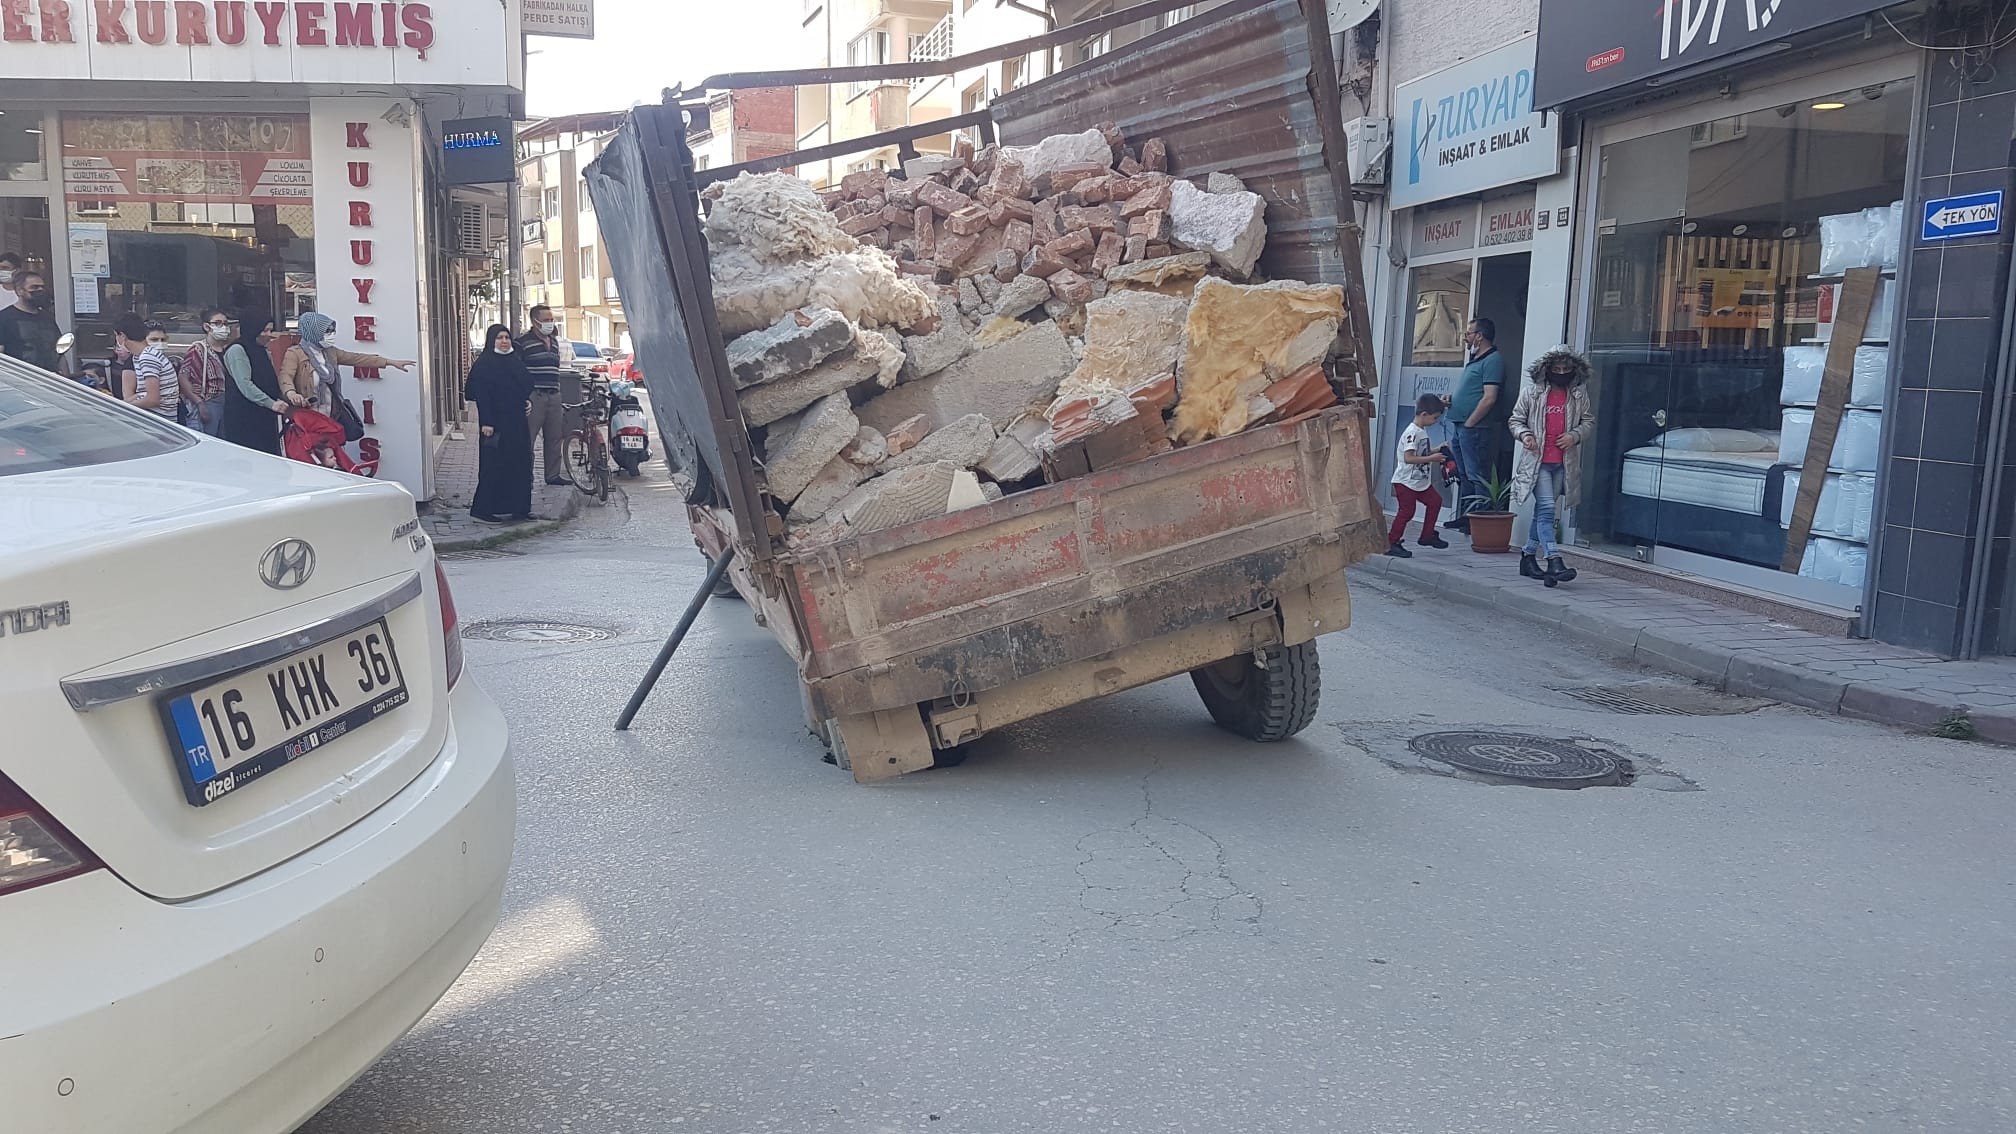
[705,556,738,599]
[1190,641,1321,742]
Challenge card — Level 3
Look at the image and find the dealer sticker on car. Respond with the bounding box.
[161,620,409,805]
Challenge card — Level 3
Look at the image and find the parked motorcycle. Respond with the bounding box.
[608,377,651,477]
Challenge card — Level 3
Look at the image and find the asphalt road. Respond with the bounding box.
[303,460,2016,1134]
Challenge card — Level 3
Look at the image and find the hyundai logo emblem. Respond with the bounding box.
[259,539,316,590]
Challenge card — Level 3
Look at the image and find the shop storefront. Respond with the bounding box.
[1535,0,2016,657]
[0,1,523,498]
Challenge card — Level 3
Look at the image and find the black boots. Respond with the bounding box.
[1524,553,1578,587]
[1419,533,1450,550]
[1385,542,1413,558]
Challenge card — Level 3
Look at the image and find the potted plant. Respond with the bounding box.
[1464,471,1515,554]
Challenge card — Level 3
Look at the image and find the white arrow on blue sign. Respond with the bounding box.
[1922,190,2004,242]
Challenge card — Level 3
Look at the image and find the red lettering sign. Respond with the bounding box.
[359,437,381,463]
[350,239,373,265]
[3,0,35,42]
[360,397,375,423]
[354,366,381,380]
[134,0,165,43]
[252,0,282,42]
[293,0,321,43]
[172,0,204,42]
[346,160,369,187]
[348,200,372,226]
[353,315,376,341]
[345,121,368,148]
[39,0,72,41]
[23,0,433,49]
[352,278,374,303]
[92,0,128,41]
[1587,47,1625,73]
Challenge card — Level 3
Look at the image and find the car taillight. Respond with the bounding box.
[0,771,100,896]
[435,560,464,690]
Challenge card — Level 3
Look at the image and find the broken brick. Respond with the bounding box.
[901,260,941,277]
[884,414,932,456]
[1146,242,1173,259]
[1044,230,1095,259]
[1096,121,1126,156]
[1061,204,1121,233]
[913,208,937,256]
[1048,269,1094,305]
[915,180,972,217]
[986,200,1011,227]
[1023,248,1068,278]
[950,168,981,197]
[1032,199,1061,241]
[975,184,1002,208]
[882,204,914,228]
[993,248,1023,282]
[1093,231,1127,273]
[998,197,1036,221]
[935,231,980,271]
[946,204,992,236]
[1118,155,1144,176]
[1141,137,1169,172]
[864,227,891,248]
[1077,176,1112,204]
[1124,234,1148,262]
[841,168,887,198]
[989,158,1032,201]
[972,143,998,178]
[953,134,976,164]
[1106,176,1143,201]
[1004,219,1035,255]
[1049,162,1110,193]
[839,210,886,237]
[1122,181,1173,217]
[1129,209,1171,242]
[865,192,887,211]
[1129,372,1178,415]
[818,187,848,211]
[886,180,920,209]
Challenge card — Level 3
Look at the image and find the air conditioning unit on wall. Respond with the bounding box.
[1342,116,1390,187]
[452,201,507,256]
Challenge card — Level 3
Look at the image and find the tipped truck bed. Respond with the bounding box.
[589,0,1387,780]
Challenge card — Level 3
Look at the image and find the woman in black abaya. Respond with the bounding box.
[466,323,535,523]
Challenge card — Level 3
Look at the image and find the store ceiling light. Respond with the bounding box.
[1812,101,1848,111]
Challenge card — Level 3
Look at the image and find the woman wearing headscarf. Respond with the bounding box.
[465,323,535,524]
[278,310,415,414]
[1508,344,1596,587]
[220,312,290,454]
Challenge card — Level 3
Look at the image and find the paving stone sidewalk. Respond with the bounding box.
[1355,546,2016,745]
[420,428,582,550]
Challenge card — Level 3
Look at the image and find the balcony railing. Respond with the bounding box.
[909,14,952,87]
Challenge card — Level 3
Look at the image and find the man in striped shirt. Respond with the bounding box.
[517,304,570,485]
[116,314,180,422]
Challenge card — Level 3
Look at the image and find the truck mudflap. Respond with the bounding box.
[785,406,1384,731]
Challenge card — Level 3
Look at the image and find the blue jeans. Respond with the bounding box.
[1453,425,1493,517]
[1524,462,1565,558]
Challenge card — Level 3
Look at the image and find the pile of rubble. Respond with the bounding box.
[702,124,1350,548]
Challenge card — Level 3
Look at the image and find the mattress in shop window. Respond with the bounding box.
[1619,448,1781,515]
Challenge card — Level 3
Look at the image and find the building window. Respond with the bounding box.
[0,110,45,180]
[579,245,596,280]
[545,250,562,283]
[848,29,890,96]
[1578,78,1913,597]
[60,112,315,349]
[543,186,561,218]
[1160,4,1195,29]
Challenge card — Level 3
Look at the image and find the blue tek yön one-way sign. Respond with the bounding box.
[1922,191,2004,242]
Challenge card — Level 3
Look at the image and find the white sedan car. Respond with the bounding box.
[0,357,515,1131]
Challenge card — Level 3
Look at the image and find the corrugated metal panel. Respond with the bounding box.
[989,0,1347,290]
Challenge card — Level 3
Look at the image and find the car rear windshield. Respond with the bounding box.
[0,355,194,476]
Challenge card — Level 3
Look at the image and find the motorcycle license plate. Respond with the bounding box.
[619,435,646,449]
[158,619,409,806]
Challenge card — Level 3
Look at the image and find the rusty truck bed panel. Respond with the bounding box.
[785,408,1382,719]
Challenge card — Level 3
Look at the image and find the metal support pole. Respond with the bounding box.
[615,550,735,731]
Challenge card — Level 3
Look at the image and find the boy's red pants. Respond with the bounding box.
[1388,483,1442,545]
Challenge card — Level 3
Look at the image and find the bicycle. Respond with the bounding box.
[561,373,613,503]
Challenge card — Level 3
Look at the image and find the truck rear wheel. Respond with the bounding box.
[1190,641,1321,742]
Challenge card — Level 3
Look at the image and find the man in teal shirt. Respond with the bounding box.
[1444,316,1504,533]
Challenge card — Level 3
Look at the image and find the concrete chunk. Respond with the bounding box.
[901,297,973,382]
[725,306,855,389]
[1055,290,1188,403]
[739,326,903,426]
[790,453,873,521]
[1207,170,1247,194]
[1104,251,1213,296]
[855,320,1077,435]
[883,412,997,473]
[828,461,966,535]
[915,180,972,217]
[1000,129,1114,180]
[764,392,860,503]
[841,425,888,466]
[903,153,964,180]
[885,414,931,456]
[995,274,1052,319]
[976,433,1041,483]
[1168,179,1267,277]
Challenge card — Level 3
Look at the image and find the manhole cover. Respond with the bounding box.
[1407,731,1627,788]
[461,619,616,643]
[1554,683,1760,716]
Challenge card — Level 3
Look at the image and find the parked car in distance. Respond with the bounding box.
[608,352,642,384]
[0,354,516,1133]
[563,340,608,377]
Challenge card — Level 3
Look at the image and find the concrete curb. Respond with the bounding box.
[1359,555,1989,741]
[427,489,584,553]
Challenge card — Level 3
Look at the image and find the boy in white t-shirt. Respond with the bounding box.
[1386,393,1452,558]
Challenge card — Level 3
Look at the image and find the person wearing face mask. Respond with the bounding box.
[178,308,235,436]
[221,311,290,454]
[0,269,62,372]
[0,252,22,309]
[117,314,180,421]
[516,305,571,486]
[1508,345,1595,587]
[465,323,536,524]
[278,310,414,413]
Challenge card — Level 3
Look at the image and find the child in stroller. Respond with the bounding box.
[282,406,378,477]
